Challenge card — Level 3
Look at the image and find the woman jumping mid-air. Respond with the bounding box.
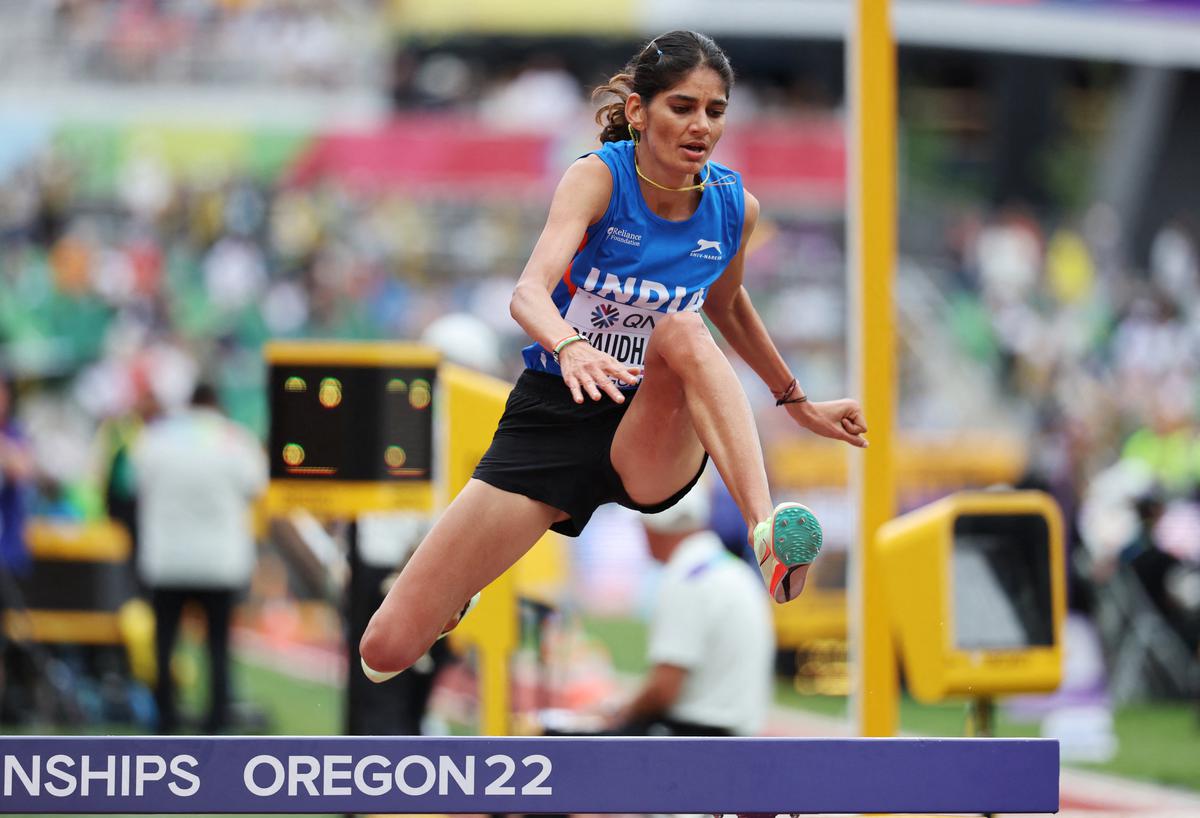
[361,30,867,681]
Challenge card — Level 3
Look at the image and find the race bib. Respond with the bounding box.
[563,289,667,368]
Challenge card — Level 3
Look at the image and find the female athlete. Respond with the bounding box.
[360,30,867,680]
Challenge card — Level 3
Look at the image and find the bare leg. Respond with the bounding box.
[359,478,565,674]
[611,310,773,530]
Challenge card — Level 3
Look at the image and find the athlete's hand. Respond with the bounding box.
[787,398,868,448]
[558,340,641,404]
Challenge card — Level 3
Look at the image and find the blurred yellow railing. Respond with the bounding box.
[766,433,1027,492]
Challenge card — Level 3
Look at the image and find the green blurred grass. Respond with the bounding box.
[580,614,1200,793]
[181,648,343,736]
[1087,703,1200,791]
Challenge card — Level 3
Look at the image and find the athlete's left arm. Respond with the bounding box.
[704,191,868,448]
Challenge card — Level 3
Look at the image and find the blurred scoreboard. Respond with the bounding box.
[265,341,440,517]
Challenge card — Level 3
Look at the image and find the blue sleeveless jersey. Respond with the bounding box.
[522,139,745,375]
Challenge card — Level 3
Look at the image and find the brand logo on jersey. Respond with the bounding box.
[590,303,620,328]
[605,226,642,247]
[690,239,722,260]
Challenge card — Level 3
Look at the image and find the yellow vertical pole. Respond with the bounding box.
[848,0,900,736]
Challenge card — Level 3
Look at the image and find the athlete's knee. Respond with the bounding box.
[359,617,428,678]
[653,310,717,367]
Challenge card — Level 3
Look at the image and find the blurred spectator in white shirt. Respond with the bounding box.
[610,481,774,737]
[133,382,267,733]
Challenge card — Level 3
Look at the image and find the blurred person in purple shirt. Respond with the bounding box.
[0,378,35,578]
[0,376,36,725]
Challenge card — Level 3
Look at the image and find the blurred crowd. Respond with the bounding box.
[2,0,379,89]
[0,145,550,448]
[936,201,1200,676]
[0,128,845,528]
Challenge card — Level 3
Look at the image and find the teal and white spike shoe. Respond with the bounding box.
[751,503,823,604]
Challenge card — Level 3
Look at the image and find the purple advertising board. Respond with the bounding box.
[0,736,1058,814]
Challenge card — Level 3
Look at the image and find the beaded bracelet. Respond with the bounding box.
[552,333,587,363]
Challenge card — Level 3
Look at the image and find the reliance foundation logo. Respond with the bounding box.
[606,226,642,247]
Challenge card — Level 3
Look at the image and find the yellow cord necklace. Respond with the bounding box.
[635,160,712,193]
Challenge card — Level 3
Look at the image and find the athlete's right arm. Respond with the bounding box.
[510,155,641,404]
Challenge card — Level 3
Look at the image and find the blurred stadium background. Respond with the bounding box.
[1,0,1199,809]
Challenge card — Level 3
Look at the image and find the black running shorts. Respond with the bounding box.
[472,369,708,536]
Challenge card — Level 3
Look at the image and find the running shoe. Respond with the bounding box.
[752,503,822,604]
